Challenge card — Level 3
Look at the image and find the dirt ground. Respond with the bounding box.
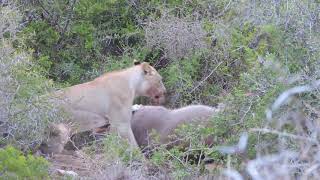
[48,150,94,178]
[46,130,108,178]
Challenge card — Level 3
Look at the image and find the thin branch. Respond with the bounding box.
[302,163,320,180]
[250,128,318,144]
[247,151,298,180]
[266,79,320,120]
[190,61,223,93]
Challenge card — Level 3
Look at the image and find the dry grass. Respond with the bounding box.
[0,2,65,151]
[215,78,320,180]
[145,14,208,60]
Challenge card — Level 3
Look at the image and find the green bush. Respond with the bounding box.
[148,122,219,179]
[19,0,147,84]
[103,134,143,164]
[0,146,49,179]
[145,54,290,177]
[209,54,288,155]
[9,0,320,179]
[160,52,203,106]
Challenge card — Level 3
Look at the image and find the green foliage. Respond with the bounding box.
[11,0,320,178]
[71,22,95,49]
[160,52,202,105]
[207,55,288,160]
[103,47,152,72]
[147,122,220,178]
[76,0,140,35]
[0,146,49,179]
[20,0,142,84]
[12,58,55,98]
[18,0,239,85]
[22,21,60,54]
[103,135,143,164]
[148,52,291,175]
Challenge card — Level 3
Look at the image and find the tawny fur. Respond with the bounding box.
[131,105,221,150]
[41,62,166,154]
[40,123,71,154]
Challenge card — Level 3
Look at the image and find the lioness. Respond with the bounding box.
[131,104,223,152]
[41,62,166,154]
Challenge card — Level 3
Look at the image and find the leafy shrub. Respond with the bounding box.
[0,146,50,179]
[147,122,219,179]
[142,55,290,179]
[18,0,147,84]
[8,0,320,179]
[103,134,143,164]
[0,2,65,151]
[160,52,203,106]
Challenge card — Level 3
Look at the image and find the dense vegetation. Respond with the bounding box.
[1,0,319,179]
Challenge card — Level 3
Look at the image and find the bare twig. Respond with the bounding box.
[250,128,318,144]
[266,79,320,120]
[216,132,248,155]
[190,61,223,93]
[302,164,320,180]
[247,151,298,180]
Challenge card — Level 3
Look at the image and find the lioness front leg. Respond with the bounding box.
[109,109,138,148]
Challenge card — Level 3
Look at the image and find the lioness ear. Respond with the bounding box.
[133,59,141,65]
[141,62,152,75]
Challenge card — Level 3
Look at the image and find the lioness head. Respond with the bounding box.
[137,62,166,104]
